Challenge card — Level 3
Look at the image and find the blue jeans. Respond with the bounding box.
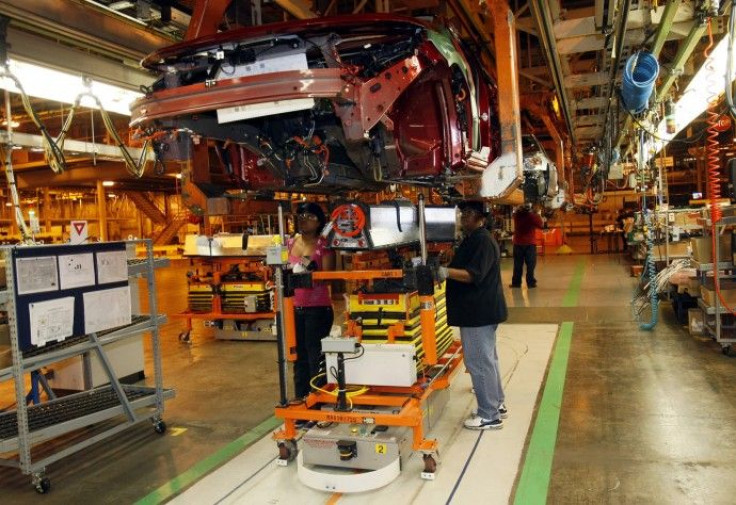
[460,325,504,421]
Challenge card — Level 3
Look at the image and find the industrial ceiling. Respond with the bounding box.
[0,0,729,194]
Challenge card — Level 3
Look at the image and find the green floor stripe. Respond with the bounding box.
[561,260,585,307]
[135,416,283,505]
[513,321,573,505]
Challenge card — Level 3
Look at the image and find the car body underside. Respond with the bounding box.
[130,15,503,195]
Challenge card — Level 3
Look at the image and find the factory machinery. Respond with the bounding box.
[173,234,277,342]
[269,198,464,492]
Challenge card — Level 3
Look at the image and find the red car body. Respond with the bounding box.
[131,14,501,193]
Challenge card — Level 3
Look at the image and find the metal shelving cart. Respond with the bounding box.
[693,213,736,355]
[0,239,174,493]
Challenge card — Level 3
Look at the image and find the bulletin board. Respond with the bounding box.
[10,242,131,351]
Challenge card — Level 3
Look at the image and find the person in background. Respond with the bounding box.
[287,202,334,421]
[510,202,544,288]
[438,200,508,430]
[616,208,634,251]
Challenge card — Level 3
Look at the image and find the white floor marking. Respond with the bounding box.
[170,324,558,505]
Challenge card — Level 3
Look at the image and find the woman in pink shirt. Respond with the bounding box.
[288,202,335,403]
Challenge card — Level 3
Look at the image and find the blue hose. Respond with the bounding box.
[622,52,659,114]
[639,210,659,331]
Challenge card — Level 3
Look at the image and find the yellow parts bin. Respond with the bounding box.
[187,283,215,312]
[220,282,271,313]
[348,283,453,368]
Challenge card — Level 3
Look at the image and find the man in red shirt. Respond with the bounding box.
[510,203,544,288]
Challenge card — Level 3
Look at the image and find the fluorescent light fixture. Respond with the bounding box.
[650,34,733,157]
[1,119,19,128]
[102,180,115,187]
[0,59,142,116]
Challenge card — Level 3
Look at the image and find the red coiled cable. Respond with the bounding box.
[703,19,736,315]
[705,20,722,224]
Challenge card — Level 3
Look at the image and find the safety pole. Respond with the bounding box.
[274,204,290,406]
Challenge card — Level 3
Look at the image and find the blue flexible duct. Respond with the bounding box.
[622,52,660,114]
[639,209,659,331]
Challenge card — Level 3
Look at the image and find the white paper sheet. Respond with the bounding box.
[15,256,59,295]
[58,253,96,290]
[96,250,128,284]
[29,297,75,346]
[83,285,131,334]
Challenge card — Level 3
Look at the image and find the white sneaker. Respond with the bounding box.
[464,416,503,430]
[471,403,508,419]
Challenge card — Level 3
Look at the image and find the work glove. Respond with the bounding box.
[437,266,448,282]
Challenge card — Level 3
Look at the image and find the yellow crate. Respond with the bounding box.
[349,292,419,315]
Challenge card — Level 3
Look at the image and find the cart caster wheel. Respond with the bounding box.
[420,454,438,480]
[34,477,51,494]
[277,439,297,465]
[178,331,191,343]
[422,454,437,473]
[154,421,167,434]
[722,345,732,356]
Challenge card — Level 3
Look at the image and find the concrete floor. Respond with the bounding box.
[2,251,736,503]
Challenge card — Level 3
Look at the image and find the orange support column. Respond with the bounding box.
[489,0,523,183]
[282,296,298,361]
[419,294,438,365]
[96,179,108,241]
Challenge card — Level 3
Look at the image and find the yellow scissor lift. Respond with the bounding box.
[273,268,463,487]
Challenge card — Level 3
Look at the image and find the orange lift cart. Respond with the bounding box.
[267,197,463,492]
[173,234,277,342]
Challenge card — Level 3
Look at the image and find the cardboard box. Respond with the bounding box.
[0,324,8,347]
[700,278,736,306]
[691,235,731,263]
[673,212,700,228]
[688,308,704,337]
[667,241,690,258]
[0,259,5,288]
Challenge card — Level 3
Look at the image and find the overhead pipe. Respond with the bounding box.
[650,0,682,56]
[601,0,632,138]
[529,0,577,146]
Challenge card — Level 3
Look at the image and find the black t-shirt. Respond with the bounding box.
[446,227,508,327]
